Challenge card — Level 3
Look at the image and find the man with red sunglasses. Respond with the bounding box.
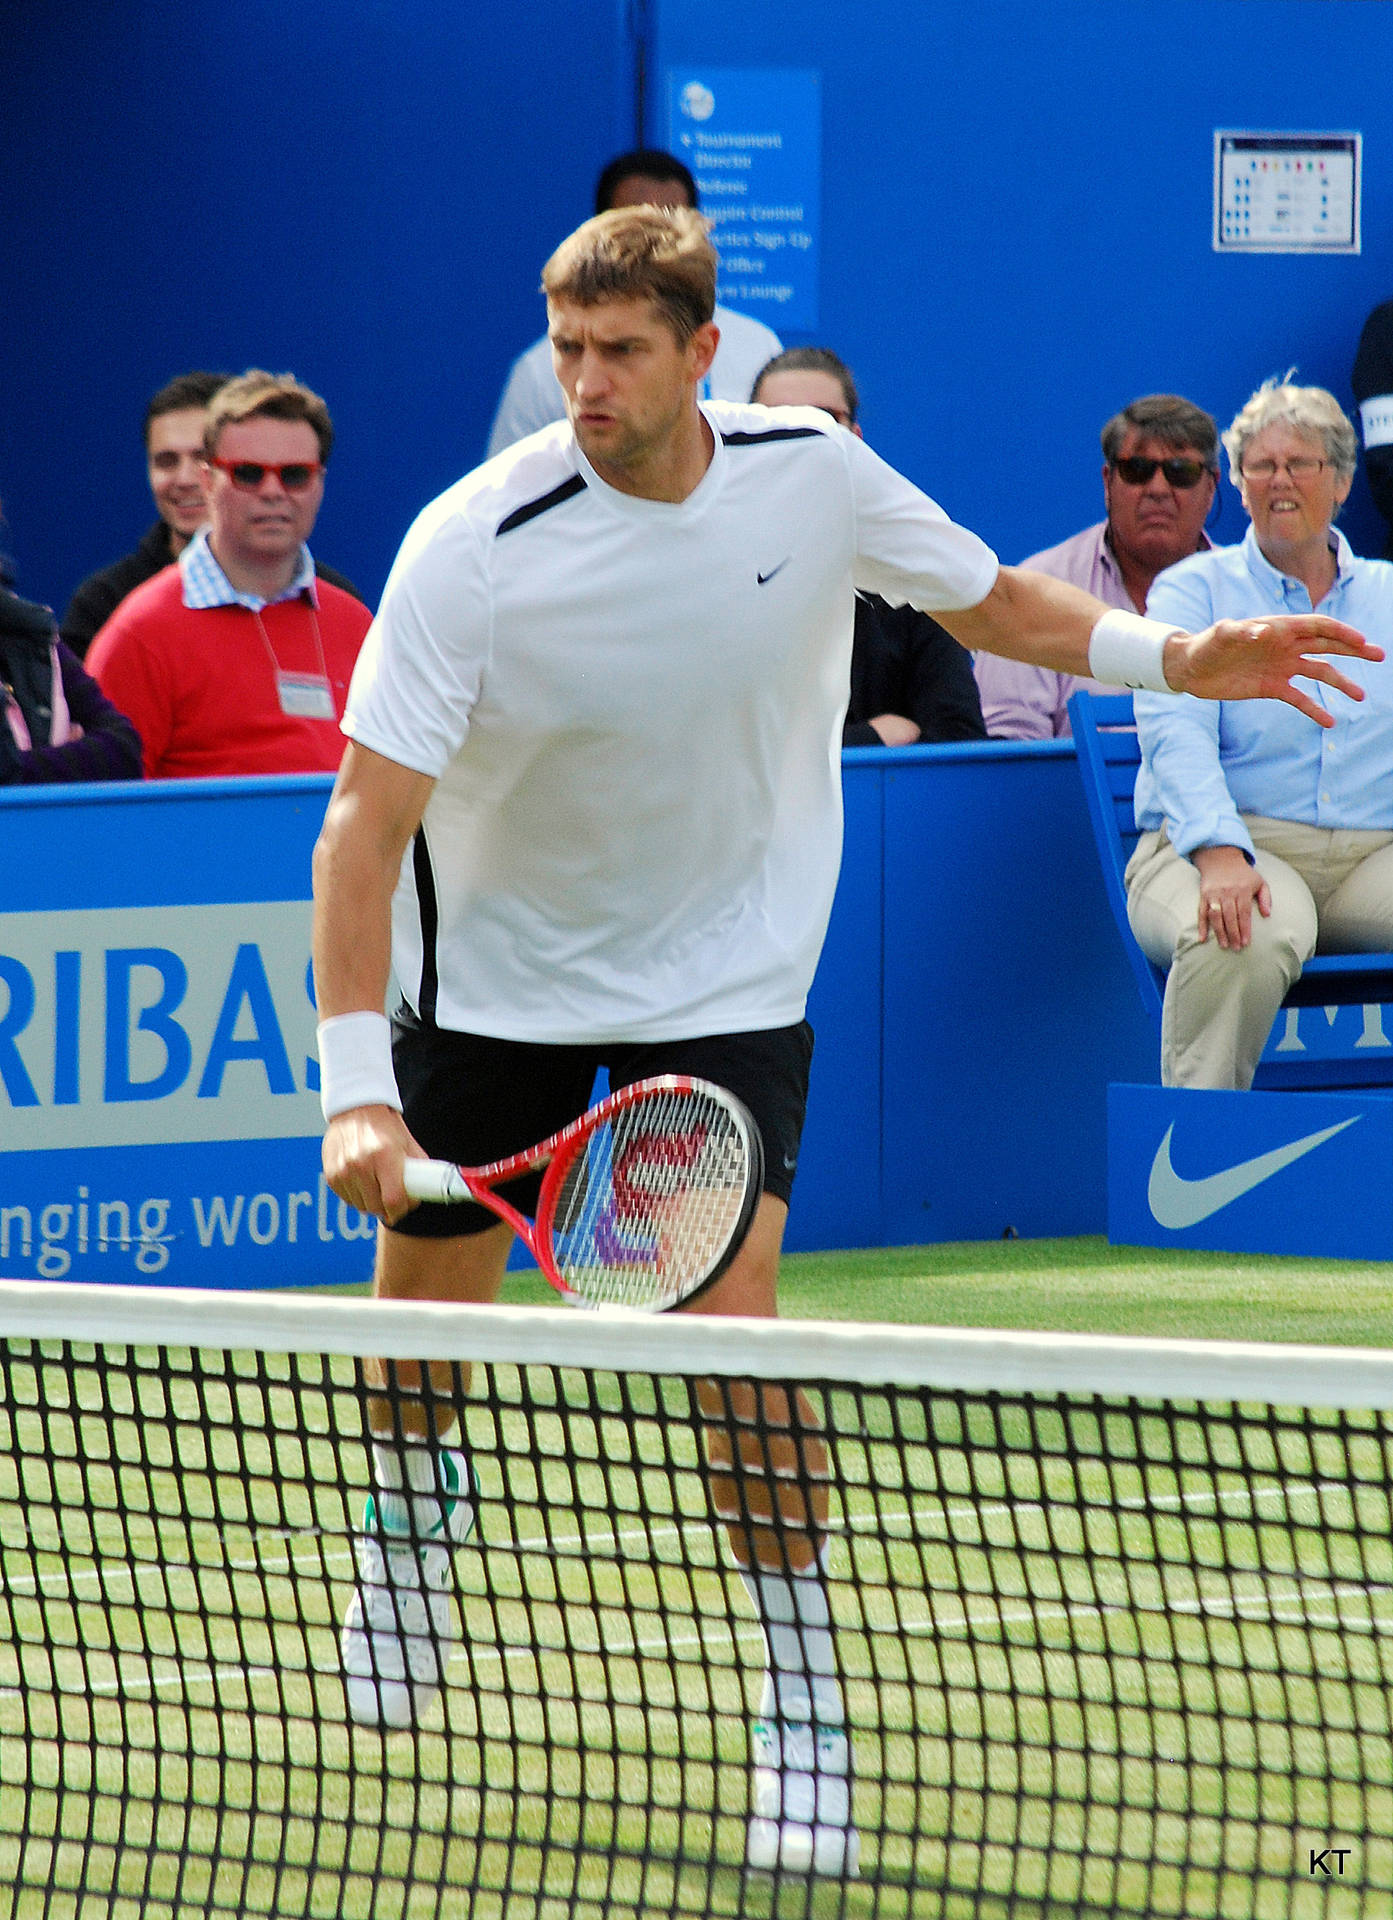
[87,370,372,779]
[975,393,1219,738]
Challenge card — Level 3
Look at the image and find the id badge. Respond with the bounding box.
[277,671,336,720]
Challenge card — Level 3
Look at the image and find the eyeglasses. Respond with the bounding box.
[1240,456,1327,483]
[1110,455,1213,489]
[207,458,324,492]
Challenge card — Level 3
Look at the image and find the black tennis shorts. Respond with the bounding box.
[389,1012,814,1238]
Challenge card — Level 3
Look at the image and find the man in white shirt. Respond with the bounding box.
[486,147,781,457]
[312,206,1375,1878]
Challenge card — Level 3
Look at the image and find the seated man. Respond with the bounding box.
[975,393,1218,738]
[62,371,362,657]
[751,349,986,745]
[488,148,782,456]
[87,370,372,779]
[62,372,229,658]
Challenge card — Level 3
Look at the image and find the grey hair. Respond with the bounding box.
[1222,374,1358,481]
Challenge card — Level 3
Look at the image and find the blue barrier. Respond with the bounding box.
[0,746,1208,1284]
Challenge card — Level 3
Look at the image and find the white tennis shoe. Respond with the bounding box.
[745,1717,860,1877]
[340,1448,475,1729]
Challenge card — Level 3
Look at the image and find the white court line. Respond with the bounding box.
[3,1463,1390,1714]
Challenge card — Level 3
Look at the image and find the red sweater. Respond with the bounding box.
[87,568,372,779]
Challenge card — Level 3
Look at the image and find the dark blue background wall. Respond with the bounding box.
[650,0,1393,565]
[4,1,1393,608]
[1,0,633,614]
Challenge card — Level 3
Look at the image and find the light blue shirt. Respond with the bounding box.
[1135,526,1393,857]
[177,527,318,612]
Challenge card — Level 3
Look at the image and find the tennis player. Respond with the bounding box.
[313,206,1377,1876]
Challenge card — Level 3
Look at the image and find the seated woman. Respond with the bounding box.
[1125,379,1393,1088]
[1,563,141,785]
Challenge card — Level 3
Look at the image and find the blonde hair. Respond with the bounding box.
[542,205,716,345]
[205,369,334,463]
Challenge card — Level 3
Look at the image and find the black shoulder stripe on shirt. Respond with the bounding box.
[720,427,825,447]
[496,473,587,537]
[412,828,441,1024]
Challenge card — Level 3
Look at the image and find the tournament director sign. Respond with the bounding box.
[666,67,821,334]
[0,776,378,1290]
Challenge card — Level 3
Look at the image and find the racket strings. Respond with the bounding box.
[550,1089,753,1307]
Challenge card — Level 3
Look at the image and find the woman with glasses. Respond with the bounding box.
[1126,378,1393,1089]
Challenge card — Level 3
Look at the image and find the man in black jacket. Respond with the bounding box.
[62,372,230,657]
[750,348,986,746]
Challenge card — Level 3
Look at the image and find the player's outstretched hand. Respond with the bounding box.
[323,1104,424,1225]
[1164,616,1384,725]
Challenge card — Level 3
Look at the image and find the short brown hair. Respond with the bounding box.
[1100,394,1218,466]
[541,205,716,345]
[205,369,334,463]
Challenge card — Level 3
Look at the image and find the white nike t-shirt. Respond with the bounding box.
[344,402,998,1044]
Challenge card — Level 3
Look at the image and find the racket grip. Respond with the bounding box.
[402,1158,470,1204]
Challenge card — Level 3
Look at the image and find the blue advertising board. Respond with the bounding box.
[0,776,378,1290]
[1108,1082,1393,1260]
[666,67,821,332]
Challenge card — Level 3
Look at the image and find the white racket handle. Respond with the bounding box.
[402,1159,471,1203]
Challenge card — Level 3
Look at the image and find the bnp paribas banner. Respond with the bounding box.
[0,776,376,1289]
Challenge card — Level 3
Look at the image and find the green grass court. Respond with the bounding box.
[3,1238,1390,1920]
[498,1234,1393,1353]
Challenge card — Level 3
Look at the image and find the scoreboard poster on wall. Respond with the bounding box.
[666,67,821,332]
[1213,132,1361,254]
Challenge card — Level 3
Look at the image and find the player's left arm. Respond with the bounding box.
[936,565,1382,728]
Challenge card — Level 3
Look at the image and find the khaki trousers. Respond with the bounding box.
[1125,816,1393,1089]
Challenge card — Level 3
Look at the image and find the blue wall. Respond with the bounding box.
[649,0,1393,563]
[1,0,632,615]
[5,0,1393,621]
[0,748,1155,1287]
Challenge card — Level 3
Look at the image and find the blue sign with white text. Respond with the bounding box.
[667,67,821,332]
[0,776,384,1288]
[1108,1083,1393,1259]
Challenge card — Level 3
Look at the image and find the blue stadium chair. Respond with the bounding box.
[1069,689,1393,1089]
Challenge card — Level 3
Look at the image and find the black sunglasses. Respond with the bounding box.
[1111,455,1212,490]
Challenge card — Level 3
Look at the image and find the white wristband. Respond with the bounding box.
[1088,608,1177,693]
[317,1011,402,1122]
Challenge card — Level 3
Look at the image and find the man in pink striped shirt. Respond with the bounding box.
[974,393,1218,738]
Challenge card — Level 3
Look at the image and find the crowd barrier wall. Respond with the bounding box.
[0,746,1167,1286]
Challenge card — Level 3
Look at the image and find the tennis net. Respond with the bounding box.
[0,1280,1389,1920]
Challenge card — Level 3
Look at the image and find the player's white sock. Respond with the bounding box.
[371,1436,464,1540]
[741,1543,844,1726]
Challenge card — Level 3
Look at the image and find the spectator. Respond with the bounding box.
[487,148,782,456]
[63,370,361,657]
[751,348,985,746]
[0,513,140,785]
[1127,378,1393,1089]
[975,394,1219,737]
[1352,299,1393,557]
[87,371,372,780]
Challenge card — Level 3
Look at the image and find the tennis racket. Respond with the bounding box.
[402,1074,764,1312]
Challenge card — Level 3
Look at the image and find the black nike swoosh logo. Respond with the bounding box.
[757,560,791,585]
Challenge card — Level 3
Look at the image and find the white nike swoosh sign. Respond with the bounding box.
[1147,1116,1361,1229]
